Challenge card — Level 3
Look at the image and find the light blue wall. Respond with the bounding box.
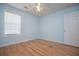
[40,5,79,42]
[0,4,4,35]
[0,4,79,46]
[0,4,39,46]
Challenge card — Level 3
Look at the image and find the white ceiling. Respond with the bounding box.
[8,3,79,16]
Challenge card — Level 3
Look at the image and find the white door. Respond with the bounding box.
[64,11,79,47]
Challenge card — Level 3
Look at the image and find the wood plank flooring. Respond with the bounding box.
[0,39,79,56]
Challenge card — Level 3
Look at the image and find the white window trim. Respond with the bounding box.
[4,12,21,35]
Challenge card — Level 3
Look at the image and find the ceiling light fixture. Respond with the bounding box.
[36,3,41,12]
[24,3,42,12]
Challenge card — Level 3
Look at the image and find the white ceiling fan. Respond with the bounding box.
[24,3,43,12]
[36,3,41,12]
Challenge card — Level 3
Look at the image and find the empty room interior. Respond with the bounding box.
[0,3,79,56]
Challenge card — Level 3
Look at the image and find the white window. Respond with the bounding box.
[4,12,21,34]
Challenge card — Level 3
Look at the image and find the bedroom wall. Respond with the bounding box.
[0,4,4,35]
[0,4,39,47]
[0,4,79,47]
[40,5,79,43]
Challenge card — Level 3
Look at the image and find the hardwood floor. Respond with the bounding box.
[0,39,79,56]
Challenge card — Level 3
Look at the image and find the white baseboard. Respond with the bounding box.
[0,38,35,47]
[40,38,79,47]
[0,38,79,47]
[42,38,64,44]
